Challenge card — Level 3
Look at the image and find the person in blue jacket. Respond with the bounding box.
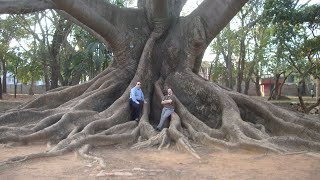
[129,81,144,121]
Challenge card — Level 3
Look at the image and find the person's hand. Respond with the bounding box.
[144,100,147,104]
[136,101,140,104]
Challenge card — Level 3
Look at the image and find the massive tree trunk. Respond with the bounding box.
[49,16,73,89]
[218,24,235,89]
[28,70,35,95]
[255,75,262,96]
[0,0,319,167]
[0,77,2,99]
[237,37,246,93]
[244,61,255,95]
[268,73,281,100]
[1,58,7,93]
[0,58,3,99]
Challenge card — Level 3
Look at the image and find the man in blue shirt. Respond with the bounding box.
[129,81,144,121]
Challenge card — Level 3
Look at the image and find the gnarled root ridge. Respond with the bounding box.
[1,68,320,168]
[0,64,138,167]
[164,70,320,154]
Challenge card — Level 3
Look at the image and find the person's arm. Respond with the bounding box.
[130,88,139,104]
[161,96,172,104]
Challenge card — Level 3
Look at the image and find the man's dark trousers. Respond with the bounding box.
[130,99,143,120]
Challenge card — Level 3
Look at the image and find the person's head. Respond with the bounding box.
[136,81,142,89]
[167,88,173,96]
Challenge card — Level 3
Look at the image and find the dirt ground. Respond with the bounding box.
[1,94,320,180]
[1,145,320,180]
[0,94,36,113]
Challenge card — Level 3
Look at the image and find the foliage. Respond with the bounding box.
[65,26,112,82]
[206,0,319,97]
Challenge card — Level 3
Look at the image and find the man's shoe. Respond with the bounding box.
[155,127,161,132]
[135,118,139,122]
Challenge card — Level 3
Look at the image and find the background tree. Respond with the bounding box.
[0,0,319,167]
[235,0,261,93]
[0,15,29,95]
[241,0,266,95]
[263,0,320,100]
[215,24,237,89]
[62,26,112,85]
[209,0,265,93]
[3,10,113,92]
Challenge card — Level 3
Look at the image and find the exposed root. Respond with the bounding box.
[0,110,98,144]
[0,109,59,127]
[165,70,320,154]
[184,122,232,150]
[18,67,117,110]
[77,144,107,168]
[0,150,62,168]
[1,42,319,169]
[0,27,163,167]
[168,113,200,159]
[98,121,137,135]
[176,138,200,159]
[268,136,320,152]
[131,128,169,150]
[158,132,171,150]
[50,115,138,152]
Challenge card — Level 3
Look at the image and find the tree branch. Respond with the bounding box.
[51,0,121,48]
[58,11,109,46]
[138,0,187,23]
[81,0,144,26]
[0,0,56,14]
[188,0,249,40]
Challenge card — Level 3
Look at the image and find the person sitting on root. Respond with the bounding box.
[155,88,175,132]
[129,81,144,122]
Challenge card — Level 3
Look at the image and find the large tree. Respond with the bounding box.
[0,0,319,167]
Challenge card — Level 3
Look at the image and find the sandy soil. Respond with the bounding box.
[1,94,320,179]
[0,144,320,180]
[0,94,36,112]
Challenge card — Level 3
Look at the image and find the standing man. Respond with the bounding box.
[130,81,144,121]
[155,88,175,131]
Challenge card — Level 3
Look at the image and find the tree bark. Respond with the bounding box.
[0,0,320,167]
[268,73,281,100]
[49,16,73,89]
[29,67,35,95]
[218,30,234,89]
[244,61,255,95]
[237,37,246,93]
[255,75,261,96]
[1,59,7,93]
[0,77,2,99]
